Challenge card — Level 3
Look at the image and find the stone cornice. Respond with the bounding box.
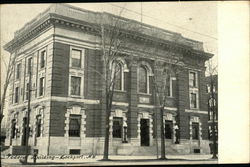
[4,5,213,60]
[4,16,53,53]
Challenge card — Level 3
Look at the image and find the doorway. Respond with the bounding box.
[140,119,150,146]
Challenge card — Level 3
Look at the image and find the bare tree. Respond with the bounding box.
[94,7,138,160]
[151,56,184,159]
[0,52,17,124]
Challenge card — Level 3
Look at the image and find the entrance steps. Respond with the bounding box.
[1,146,10,155]
[1,146,31,155]
[117,144,179,155]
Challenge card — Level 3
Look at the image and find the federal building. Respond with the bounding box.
[3,4,213,155]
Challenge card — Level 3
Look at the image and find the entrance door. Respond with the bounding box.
[140,119,150,146]
[21,117,27,146]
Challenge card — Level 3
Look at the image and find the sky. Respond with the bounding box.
[0,2,218,122]
[0,2,218,55]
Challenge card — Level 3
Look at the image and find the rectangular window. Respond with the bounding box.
[27,57,32,74]
[36,115,42,137]
[16,63,21,79]
[139,66,148,93]
[165,120,173,139]
[15,87,19,103]
[40,50,46,68]
[69,114,81,137]
[71,76,81,96]
[189,72,196,87]
[165,77,171,97]
[113,117,123,138]
[11,120,16,139]
[25,83,29,100]
[39,77,45,96]
[190,93,197,108]
[71,49,82,68]
[192,122,199,140]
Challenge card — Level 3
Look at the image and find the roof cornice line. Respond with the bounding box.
[4,15,213,60]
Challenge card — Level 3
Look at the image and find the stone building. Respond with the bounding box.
[3,4,213,155]
[206,75,218,153]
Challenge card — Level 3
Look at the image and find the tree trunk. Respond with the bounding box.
[103,104,111,160]
[0,84,8,124]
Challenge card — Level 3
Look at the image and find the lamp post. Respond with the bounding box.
[174,123,179,144]
[122,121,128,143]
[23,66,32,164]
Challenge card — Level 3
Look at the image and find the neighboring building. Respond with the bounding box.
[206,75,218,153]
[3,4,213,155]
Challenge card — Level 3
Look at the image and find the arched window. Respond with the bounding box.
[114,62,122,90]
[111,58,129,91]
[36,115,42,137]
[139,65,147,93]
[11,119,16,139]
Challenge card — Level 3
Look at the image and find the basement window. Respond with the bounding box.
[194,149,200,153]
[69,149,80,155]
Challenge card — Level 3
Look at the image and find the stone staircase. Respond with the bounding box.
[117,144,179,156]
[1,146,10,155]
[170,144,190,154]
[1,146,31,155]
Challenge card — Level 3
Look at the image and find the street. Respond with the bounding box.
[1,154,218,166]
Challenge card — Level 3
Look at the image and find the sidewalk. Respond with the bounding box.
[1,154,218,166]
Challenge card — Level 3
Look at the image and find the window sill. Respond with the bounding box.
[189,86,199,90]
[138,92,152,96]
[70,67,83,70]
[69,136,81,139]
[192,139,199,141]
[69,95,83,98]
[166,96,175,99]
[13,102,19,106]
[37,95,44,99]
[190,108,199,110]
[114,90,126,93]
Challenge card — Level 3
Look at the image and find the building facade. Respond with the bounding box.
[206,75,218,154]
[4,4,213,155]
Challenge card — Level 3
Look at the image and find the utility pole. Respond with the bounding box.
[24,67,32,164]
[154,109,159,159]
[140,2,143,24]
